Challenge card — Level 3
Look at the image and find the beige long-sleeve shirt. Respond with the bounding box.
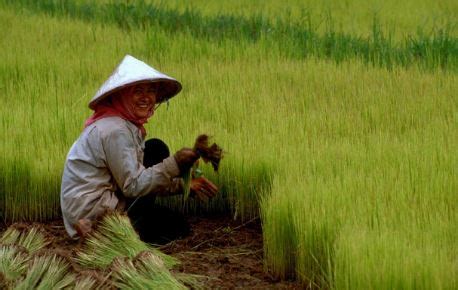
[60,116,182,238]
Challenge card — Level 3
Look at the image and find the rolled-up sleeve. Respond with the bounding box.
[101,128,182,198]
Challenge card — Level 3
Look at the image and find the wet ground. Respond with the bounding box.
[1,215,302,289]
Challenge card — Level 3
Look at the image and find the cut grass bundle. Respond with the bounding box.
[1,226,74,289]
[77,213,200,289]
[0,245,28,286]
[0,227,49,254]
[111,251,186,290]
[76,212,178,269]
[14,254,74,290]
[73,275,99,290]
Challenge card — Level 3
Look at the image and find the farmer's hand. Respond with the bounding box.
[190,177,218,201]
[74,218,93,239]
[174,147,199,175]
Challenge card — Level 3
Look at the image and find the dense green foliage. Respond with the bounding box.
[1,0,457,70]
[0,1,456,288]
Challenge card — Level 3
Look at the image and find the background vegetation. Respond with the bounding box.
[0,0,456,288]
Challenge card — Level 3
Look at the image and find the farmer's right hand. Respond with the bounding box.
[190,177,218,201]
[174,147,199,175]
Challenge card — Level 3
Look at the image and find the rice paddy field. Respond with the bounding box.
[0,0,457,288]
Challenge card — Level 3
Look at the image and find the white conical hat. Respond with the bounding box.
[89,55,182,110]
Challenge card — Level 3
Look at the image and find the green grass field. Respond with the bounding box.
[0,1,457,288]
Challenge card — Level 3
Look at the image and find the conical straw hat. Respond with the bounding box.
[89,55,182,110]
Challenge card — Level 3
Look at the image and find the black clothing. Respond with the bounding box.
[127,138,190,244]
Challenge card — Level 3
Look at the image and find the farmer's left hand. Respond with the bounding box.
[190,177,218,201]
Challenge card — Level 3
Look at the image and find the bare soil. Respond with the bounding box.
[1,215,302,289]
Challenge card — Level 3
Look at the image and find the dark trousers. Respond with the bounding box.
[127,138,190,245]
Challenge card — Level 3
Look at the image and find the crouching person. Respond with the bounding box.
[60,55,218,244]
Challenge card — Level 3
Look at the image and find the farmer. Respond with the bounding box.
[60,55,218,243]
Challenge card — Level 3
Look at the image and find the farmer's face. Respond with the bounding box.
[123,83,158,119]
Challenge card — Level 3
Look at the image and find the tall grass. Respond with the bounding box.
[138,0,458,39]
[0,0,456,71]
[0,3,456,288]
[260,62,457,287]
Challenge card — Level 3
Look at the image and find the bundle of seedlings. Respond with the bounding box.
[110,251,187,290]
[14,254,74,290]
[0,245,28,288]
[77,212,178,269]
[71,268,116,290]
[73,275,100,290]
[1,227,49,288]
[182,134,224,203]
[0,227,49,254]
[0,227,75,289]
[77,213,202,288]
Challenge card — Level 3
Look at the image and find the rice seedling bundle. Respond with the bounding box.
[0,226,76,289]
[77,212,178,269]
[0,220,190,289]
[73,275,99,290]
[0,245,28,286]
[111,252,186,290]
[0,227,49,254]
[14,254,74,290]
[77,213,200,289]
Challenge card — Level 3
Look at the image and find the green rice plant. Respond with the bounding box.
[332,224,457,290]
[14,254,74,290]
[260,178,297,280]
[257,58,456,287]
[130,0,458,40]
[0,0,455,223]
[111,251,186,290]
[294,203,337,288]
[76,212,178,269]
[0,245,28,285]
[0,157,60,222]
[181,167,193,206]
[0,0,455,71]
[0,227,48,254]
[158,158,272,220]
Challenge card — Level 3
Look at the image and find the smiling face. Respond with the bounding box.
[120,83,158,119]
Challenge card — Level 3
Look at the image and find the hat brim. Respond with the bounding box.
[89,79,182,110]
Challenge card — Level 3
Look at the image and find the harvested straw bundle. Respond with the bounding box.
[77,212,178,269]
[111,251,186,290]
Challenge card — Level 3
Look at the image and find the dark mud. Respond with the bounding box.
[163,215,301,289]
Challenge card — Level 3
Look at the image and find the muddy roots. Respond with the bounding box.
[193,134,223,171]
